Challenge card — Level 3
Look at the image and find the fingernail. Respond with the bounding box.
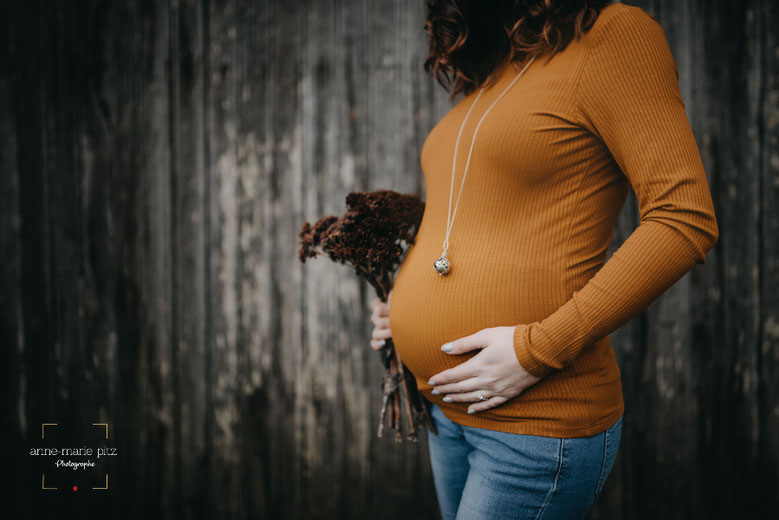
[467,409,475,414]
[442,396,453,402]
[378,339,385,346]
[427,379,436,386]
[431,389,440,395]
[441,343,453,352]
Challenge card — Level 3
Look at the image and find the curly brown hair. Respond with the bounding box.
[423,0,615,100]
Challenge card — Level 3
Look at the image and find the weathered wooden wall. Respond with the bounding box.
[0,0,776,518]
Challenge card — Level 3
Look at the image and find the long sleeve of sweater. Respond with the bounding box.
[512,7,719,379]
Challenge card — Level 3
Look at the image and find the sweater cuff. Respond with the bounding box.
[513,324,556,379]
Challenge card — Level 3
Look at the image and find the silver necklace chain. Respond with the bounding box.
[442,55,536,259]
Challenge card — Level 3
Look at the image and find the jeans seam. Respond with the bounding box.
[595,426,611,498]
[534,438,564,520]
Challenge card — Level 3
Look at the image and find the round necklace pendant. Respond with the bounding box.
[433,254,451,276]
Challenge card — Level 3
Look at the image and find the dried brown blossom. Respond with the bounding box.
[299,189,425,302]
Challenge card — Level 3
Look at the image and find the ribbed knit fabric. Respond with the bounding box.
[388,2,719,438]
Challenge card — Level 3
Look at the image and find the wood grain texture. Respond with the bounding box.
[0,1,776,518]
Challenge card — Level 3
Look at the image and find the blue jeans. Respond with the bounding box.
[426,401,623,520]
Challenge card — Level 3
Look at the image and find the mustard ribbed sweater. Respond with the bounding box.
[389,2,719,438]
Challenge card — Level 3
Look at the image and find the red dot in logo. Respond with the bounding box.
[73,486,78,491]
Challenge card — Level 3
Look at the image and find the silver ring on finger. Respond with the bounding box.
[477,389,488,401]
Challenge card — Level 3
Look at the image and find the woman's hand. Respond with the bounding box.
[427,326,544,414]
[368,290,393,351]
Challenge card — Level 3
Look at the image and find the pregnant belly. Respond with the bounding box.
[388,246,465,384]
[388,194,576,391]
[388,239,557,386]
[387,219,624,429]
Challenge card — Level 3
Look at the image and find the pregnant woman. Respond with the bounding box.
[369,0,718,518]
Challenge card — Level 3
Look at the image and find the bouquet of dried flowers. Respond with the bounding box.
[298,189,437,442]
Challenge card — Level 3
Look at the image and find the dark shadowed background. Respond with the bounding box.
[1,0,777,518]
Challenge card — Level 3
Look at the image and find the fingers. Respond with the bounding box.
[368,296,392,352]
[427,359,480,387]
[372,326,392,342]
[370,311,390,328]
[369,298,390,317]
[369,338,387,351]
[432,383,512,414]
[430,376,484,396]
[467,395,508,414]
[439,388,491,403]
[440,328,489,355]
